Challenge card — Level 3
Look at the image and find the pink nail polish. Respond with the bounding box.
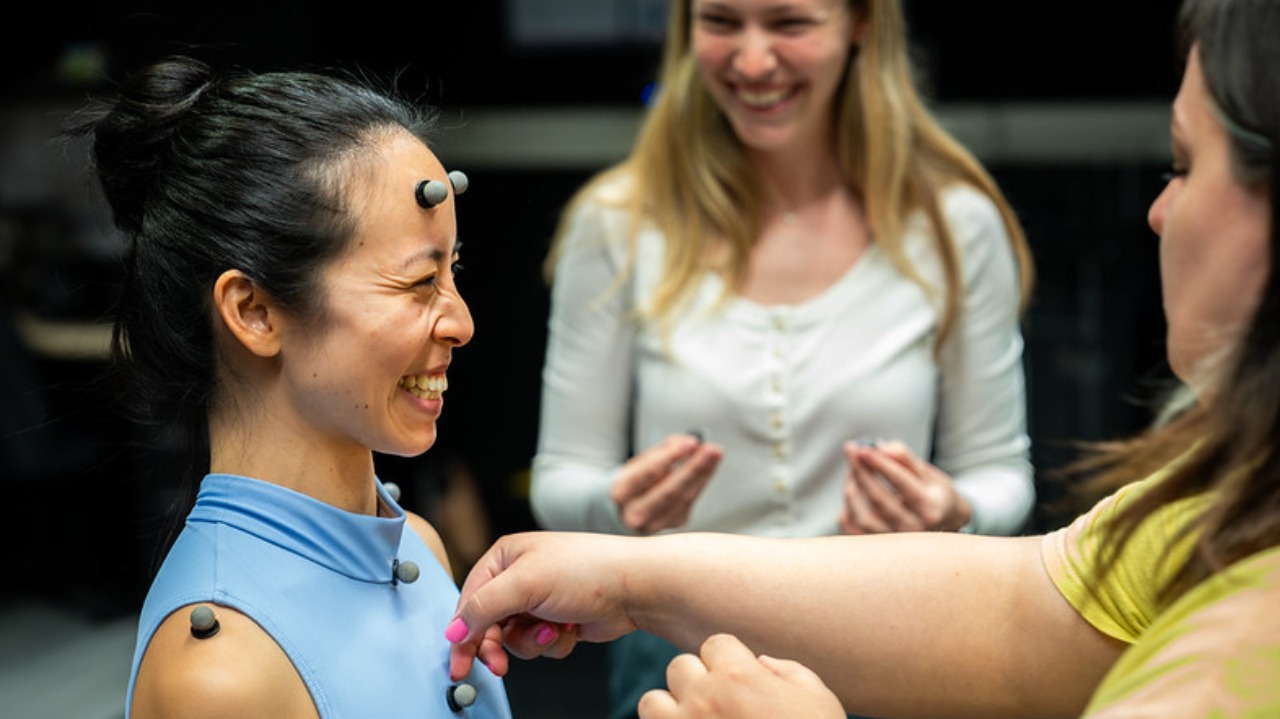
[445,617,468,643]
[535,624,557,646]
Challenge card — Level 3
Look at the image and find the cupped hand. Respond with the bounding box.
[611,433,723,534]
[838,440,972,534]
[636,634,845,719]
[446,530,643,681]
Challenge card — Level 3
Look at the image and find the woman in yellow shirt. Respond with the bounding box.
[445,0,1280,716]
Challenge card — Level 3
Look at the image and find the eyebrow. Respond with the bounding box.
[397,241,462,274]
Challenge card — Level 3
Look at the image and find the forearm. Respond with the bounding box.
[626,532,1120,718]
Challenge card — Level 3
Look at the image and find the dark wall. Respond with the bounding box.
[2,1,1181,104]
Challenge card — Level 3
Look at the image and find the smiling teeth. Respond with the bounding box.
[738,88,788,108]
[400,373,447,400]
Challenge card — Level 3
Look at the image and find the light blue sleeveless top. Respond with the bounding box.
[126,473,512,718]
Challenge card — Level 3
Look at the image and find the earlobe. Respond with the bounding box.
[850,14,869,46]
[213,270,282,358]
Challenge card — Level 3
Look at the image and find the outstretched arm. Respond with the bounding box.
[449,531,1124,718]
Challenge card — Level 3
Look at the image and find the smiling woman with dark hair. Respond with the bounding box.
[73,55,513,719]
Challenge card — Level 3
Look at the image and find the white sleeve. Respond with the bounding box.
[933,188,1035,536]
[528,197,637,533]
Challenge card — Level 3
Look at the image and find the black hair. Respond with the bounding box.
[67,55,438,514]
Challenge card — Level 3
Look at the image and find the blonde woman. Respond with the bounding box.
[529,1,1036,715]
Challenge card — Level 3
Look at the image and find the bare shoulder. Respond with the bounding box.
[405,510,453,579]
[130,603,317,719]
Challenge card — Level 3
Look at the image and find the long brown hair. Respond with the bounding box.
[1073,0,1280,606]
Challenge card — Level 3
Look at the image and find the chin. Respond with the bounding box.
[381,434,438,459]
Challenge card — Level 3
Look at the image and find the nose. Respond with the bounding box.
[1148,183,1170,237]
[732,26,778,78]
[434,290,474,348]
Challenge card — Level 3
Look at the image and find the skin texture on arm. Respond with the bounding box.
[449,531,1125,718]
[130,605,318,719]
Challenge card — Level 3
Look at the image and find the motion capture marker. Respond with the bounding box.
[447,170,469,195]
[383,481,401,503]
[189,605,220,639]
[446,683,478,712]
[415,179,450,208]
[392,558,420,585]
[686,428,705,444]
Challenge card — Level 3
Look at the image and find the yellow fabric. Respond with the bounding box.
[1040,475,1201,643]
[1041,477,1280,716]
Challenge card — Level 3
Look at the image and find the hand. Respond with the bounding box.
[611,433,724,534]
[637,634,845,719]
[838,440,972,534]
[446,531,642,681]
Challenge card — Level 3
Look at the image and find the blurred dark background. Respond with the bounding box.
[0,1,1182,716]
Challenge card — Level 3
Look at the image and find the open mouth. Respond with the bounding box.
[399,373,447,400]
[735,85,796,110]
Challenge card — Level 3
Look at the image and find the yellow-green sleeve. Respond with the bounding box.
[1039,476,1200,643]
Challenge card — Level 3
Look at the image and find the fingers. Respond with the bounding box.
[637,688,679,719]
[841,441,922,532]
[448,531,641,681]
[502,618,581,660]
[616,437,724,534]
[757,654,831,691]
[624,445,723,533]
[840,467,888,534]
[612,434,703,505]
[664,649,712,698]
[843,440,962,531]
[855,456,924,531]
[446,533,566,680]
[641,635,753,719]
[638,634,846,719]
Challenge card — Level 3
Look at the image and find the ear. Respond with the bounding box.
[849,12,869,46]
[213,269,283,358]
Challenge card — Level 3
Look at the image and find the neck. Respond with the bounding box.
[209,400,379,515]
[749,144,846,220]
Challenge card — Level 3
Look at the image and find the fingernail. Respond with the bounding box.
[445,617,468,643]
[535,624,557,646]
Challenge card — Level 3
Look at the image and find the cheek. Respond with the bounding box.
[692,36,729,76]
[1163,184,1271,378]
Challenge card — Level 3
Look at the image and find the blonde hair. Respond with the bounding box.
[546,0,1035,348]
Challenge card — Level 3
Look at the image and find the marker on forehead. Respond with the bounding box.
[414,170,470,209]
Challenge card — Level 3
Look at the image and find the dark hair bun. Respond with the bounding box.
[90,56,216,233]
